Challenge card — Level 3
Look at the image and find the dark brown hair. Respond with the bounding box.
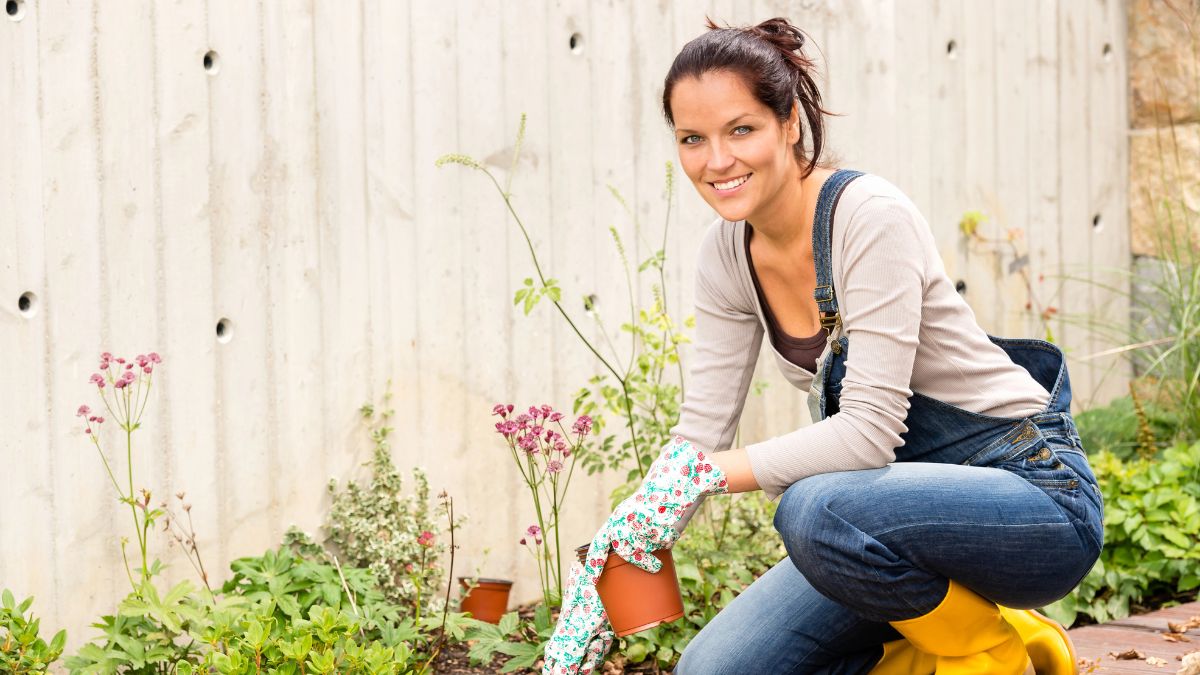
[662,17,833,178]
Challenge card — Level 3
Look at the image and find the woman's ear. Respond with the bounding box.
[787,98,802,146]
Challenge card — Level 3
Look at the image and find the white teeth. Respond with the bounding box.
[714,175,749,190]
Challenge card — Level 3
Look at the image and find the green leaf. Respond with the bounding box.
[497,611,519,636]
[626,641,648,663]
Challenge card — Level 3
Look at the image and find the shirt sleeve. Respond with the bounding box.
[745,195,930,499]
[668,220,764,457]
[668,220,765,534]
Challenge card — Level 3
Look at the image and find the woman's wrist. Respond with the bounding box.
[708,447,760,494]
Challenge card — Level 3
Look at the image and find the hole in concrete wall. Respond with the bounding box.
[569,32,585,55]
[955,280,967,295]
[946,39,958,59]
[216,317,233,343]
[18,291,36,317]
[1102,43,1112,61]
[203,50,220,75]
[1092,213,1103,232]
[6,0,25,21]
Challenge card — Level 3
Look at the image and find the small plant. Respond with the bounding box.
[1042,440,1200,626]
[493,403,594,607]
[439,117,690,484]
[78,351,165,589]
[0,591,66,674]
[325,395,459,614]
[957,211,1057,342]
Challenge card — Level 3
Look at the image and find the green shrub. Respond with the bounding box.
[1076,392,1180,460]
[325,400,455,616]
[1043,440,1200,626]
[0,590,66,674]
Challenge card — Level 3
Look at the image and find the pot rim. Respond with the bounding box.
[458,576,513,586]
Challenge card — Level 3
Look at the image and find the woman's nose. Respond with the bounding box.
[706,141,736,174]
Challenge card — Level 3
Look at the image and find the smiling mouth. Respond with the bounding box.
[710,174,751,191]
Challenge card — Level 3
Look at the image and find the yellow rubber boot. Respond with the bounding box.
[998,606,1077,674]
[889,580,1033,674]
[868,638,936,674]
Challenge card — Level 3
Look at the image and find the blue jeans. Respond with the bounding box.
[675,425,1104,674]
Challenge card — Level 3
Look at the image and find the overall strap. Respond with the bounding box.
[812,169,865,331]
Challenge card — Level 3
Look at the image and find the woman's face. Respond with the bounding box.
[671,70,800,224]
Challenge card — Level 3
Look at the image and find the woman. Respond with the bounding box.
[544,17,1103,675]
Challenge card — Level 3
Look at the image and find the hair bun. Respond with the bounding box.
[753,17,806,52]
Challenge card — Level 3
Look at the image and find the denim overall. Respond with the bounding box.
[676,170,1105,675]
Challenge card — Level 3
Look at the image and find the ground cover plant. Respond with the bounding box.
[3,358,482,674]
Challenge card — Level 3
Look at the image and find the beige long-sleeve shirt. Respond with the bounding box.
[670,173,1049,500]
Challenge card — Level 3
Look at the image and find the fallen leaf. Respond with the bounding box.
[1165,633,1192,643]
[1111,649,1146,660]
[1146,655,1167,667]
[1170,616,1200,634]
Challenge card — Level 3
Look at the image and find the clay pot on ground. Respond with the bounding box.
[575,544,685,637]
[458,577,513,624]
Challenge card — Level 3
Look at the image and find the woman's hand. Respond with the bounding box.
[542,437,728,673]
[600,435,730,572]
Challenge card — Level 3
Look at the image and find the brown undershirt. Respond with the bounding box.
[744,224,828,373]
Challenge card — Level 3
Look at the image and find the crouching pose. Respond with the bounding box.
[544,16,1102,675]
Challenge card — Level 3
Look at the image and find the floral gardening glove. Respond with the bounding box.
[543,436,728,674]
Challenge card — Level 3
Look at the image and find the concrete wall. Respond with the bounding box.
[0,0,1129,654]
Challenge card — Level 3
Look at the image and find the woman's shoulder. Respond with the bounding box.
[838,172,918,215]
[835,171,930,238]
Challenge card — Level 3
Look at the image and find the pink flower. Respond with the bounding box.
[143,366,152,374]
[525,524,541,537]
[571,415,593,435]
[531,425,544,437]
[547,460,564,474]
[136,354,149,367]
[515,413,532,427]
[76,405,90,417]
[519,537,527,545]
[549,411,564,422]
[517,434,538,453]
[528,405,542,420]
[553,440,566,453]
[114,378,129,389]
[417,530,434,547]
[495,420,519,437]
[540,404,553,418]
[492,403,512,418]
[148,352,161,363]
[95,416,105,424]
[89,373,104,387]
[115,358,126,365]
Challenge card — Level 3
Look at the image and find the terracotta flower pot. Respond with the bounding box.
[576,544,685,637]
[458,577,513,624]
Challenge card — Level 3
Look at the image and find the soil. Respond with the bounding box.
[429,603,671,674]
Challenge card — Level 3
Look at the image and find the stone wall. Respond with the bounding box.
[1128,0,1200,257]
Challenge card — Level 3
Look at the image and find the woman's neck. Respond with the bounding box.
[747,168,825,254]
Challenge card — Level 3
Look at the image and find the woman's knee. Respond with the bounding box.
[773,474,844,551]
